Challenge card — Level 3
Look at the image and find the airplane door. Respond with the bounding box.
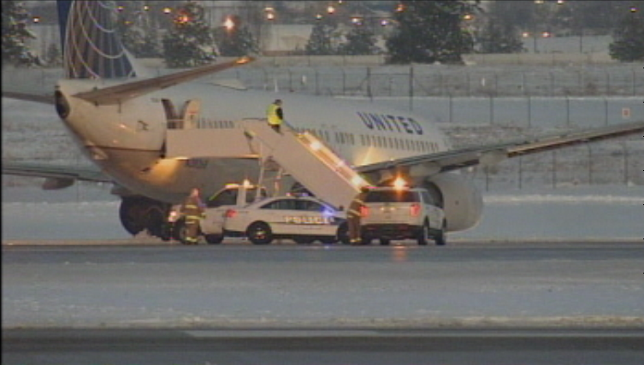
[181,99,201,129]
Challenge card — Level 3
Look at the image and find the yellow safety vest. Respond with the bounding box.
[266,103,282,126]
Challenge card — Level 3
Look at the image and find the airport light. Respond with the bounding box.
[32,16,41,23]
[265,7,275,20]
[163,7,172,14]
[223,16,235,31]
[176,12,190,25]
[327,5,335,15]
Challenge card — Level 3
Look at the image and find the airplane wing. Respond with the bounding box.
[356,120,644,176]
[2,160,111,189]
[2,90,54,105]
[2,57,254,106]
[73,57,255,105]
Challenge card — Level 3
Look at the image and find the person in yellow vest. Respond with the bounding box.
[347,186,370,245]
[180,187,205,245]
[266,99,284,133]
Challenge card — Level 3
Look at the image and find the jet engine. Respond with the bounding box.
[422,173,483,232]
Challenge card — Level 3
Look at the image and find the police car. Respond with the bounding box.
[222,195,349,245]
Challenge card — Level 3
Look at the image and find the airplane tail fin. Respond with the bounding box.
[56,1,140,79]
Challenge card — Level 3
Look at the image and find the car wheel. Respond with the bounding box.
[417,221,429,246]
[379,238,391,246]
[246,222,273,245]
[205,234,223,244]
[434,220,447,246]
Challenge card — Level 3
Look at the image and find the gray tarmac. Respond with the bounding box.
[3,240,643,363]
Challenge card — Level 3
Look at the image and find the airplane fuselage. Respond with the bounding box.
[57,79,453,204]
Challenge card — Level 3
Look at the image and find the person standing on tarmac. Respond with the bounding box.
[266,99,284,133]
[347,186,370,245]
[180,187,205,245]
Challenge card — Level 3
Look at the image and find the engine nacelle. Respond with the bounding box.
[423,173,482,232]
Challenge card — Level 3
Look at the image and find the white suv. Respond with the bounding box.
[360,186,446,246]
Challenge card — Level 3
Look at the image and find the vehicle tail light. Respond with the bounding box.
[225,209,237,218]
[360,205,369,218]
[410,203,421,217]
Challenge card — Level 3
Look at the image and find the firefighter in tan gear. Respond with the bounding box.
[180,187,205,245]
[347,186,370,245]
[266,99,284,133]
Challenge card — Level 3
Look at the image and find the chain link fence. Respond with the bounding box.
[463,142,643,192]
[4,63,642,98]
[226,64,644,98]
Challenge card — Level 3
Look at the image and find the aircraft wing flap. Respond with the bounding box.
[73,57,255,105]
[356,121,644,176]
[2,160,111,183]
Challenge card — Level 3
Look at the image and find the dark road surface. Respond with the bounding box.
[3,327,644,365]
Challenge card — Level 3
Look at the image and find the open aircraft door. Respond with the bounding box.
[181,99,201,129]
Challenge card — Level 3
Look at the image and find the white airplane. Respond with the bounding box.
[3,1,643,239]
